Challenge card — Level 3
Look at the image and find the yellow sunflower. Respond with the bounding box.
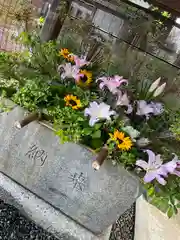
[64,95,82,110]
[59,48,74,62]
[109,130,133,151]
[76,70,92,87]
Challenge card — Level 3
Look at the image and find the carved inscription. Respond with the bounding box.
[25,144,47,166]
[69,172,86,191]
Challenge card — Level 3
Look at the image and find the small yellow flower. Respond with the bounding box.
[64,95,82,110]
[109,130,133,151]
[76,69,92,87]
[59,48,74,62]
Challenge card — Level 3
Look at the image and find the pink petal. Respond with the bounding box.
[99,82,105,89]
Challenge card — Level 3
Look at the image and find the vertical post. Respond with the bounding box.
[40,0,72,42]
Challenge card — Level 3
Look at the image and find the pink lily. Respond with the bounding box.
[73,55,90,68]
[96,75,128,94]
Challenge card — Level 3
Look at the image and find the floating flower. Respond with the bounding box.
[73,55,89,68]
[64,95,81,110]
[58,63,80,80]
[96,76,128,94]
[136,100,154,119]
[122,126,140,142]
[136,150,168,185]
[149,77,166,97]
[76,70,92,87]
[84,101,116,126]
[109,130,133,151]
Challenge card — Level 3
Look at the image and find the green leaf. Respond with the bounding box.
[94,123,102,130]
[147,187,155,197]
[167,207,174,218]
[169,195,175,205]
[175,194,180,201]
[176,203,180,208]
[91,130,101,139]
[83,128,93,135]
[90,139,103,149]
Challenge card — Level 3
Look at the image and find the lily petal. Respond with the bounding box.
[136,160,148,170]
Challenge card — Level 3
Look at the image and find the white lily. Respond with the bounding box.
[122,126,140,142]
[153,83,166,97]
[84,101,116,126]
[58,63,80,80]
[149,77,161,92]
[136,100,154,119]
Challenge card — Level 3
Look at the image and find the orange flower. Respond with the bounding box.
[64,95,81,110]
[109,130,133,151]
[59,48,74,62]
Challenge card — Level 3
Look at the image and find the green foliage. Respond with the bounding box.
[170,112,180,141]
[145,175,180,218]
[12,80,52,111]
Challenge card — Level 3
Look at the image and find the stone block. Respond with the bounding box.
[0,102,141,235]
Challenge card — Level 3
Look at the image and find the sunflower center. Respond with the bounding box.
[69,100,77,106]
[118,139,123,144]
[80,74,88,83]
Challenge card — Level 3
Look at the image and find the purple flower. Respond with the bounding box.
[150,102,164,116]
[163,154,180,177]
[96,75,128,94]
[136,101,164,119]
[136,100,154,119]
[136,150,168,185]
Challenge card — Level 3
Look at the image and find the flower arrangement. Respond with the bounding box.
[1,41,180,218]
[55,48,180,217]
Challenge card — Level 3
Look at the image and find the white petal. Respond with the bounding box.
[90,102,98,108]
[126,104,133,114]
[149,77,161,92]
[89,117,98,126]
[153,83,166,97]
[84,108,90,116]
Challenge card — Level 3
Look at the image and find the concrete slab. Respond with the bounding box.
[134,196,180,240]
